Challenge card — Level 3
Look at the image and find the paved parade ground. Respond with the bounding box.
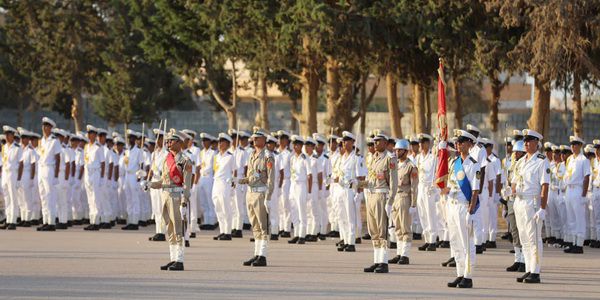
[1,226,600,300]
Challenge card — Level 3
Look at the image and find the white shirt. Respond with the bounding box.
[564,152,591,186]
[213,150,235,180]
[124,145,143,174]
[232,146,248,179]
[449,155,481,202]
[416,150,437,185]
[514,153,550,196]
[198,147,215,178]
[337,151,363,184]
[151,147,168,180]
[84,142,105,171]
[278,147,292,180]
[1,142,22,173]
[290,152,311,182]
[21,145,37,180]
[74,147,84,180]
[592,158,600,188]
[183,147,198,176]
[39,135,61,167]
[308,153,322,184]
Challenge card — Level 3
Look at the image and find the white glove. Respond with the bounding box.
[465,213,473,228]
[385,204,392,218]
[141,181,149,192]
[502,186,512,198]
[264,200,270,215]
[179,205,188,220]
[409,207,417,218]
[534,208,546,221]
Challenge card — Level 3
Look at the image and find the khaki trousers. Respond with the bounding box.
[161,192,183,246]
[247,191,269,240]
[393,193,412,243]
[367,193,387,248]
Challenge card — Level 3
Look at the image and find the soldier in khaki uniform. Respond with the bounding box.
[147,129,193,271]
[238,128,275,267]
[388,139,418,265]
[362,132,398,274]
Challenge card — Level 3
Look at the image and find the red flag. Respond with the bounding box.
[435,60,449,189]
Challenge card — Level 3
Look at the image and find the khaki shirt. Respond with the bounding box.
[159,151,193,203]
[397,158,418,207]
[367,151,398,201]
[241,148,275,201]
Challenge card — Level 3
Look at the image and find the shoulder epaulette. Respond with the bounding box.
[312,154,318,158]
[226,151,233,155]
[300,153,306,159]
[274,150,279,155]
[469,156,477,163]
[324,154,329,159]
[537,154,546,159]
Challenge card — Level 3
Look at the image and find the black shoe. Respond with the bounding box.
[30,219,40,226]
[546,237,556,244]
[190,233,196,238]
[243,223,251,230]
[501,232,511,240]
[110,220,116,227]
[318,233,326,241]
[232,230,243,238]
[476,245,483,254]
[218,234,232,241]
[506,262,523,272]
[328,231,340,238]
[121,224,136,230]
[362,233,371,240]
[486,241,497,248]
[21,221,31,227]
[448,261,456,267]
[160,261,175,270]
[83,224,98,231]
[185,240,190,247]
[337,243,346,252]
[398,256,409,265]
[517,272,531,283]
[40,224,56,231]
[523,273,541,283]
[82,218,91,225]
[243,256,259,266]
[457,278,473,288]
[56,223,68,230]
[147,219,155,225]
[440,241,450,248]
[213,233,224,240]
[149,233,166,241]
[510,249,515,253]
[344,245,356,252]
[374,263,389,273]
[569,246,584,254]
[251,256,267,267]
[355,238,362,244]
[99,222,111,229]
[305,235,317,242]
[270,234,279,241]
[418,243,429,251]
[199,224,212,230]
[250,238,255,242]
[281,231,291,238]
[426,243,437,251]
[441,257,455,267]
[116,219,126,225]
[336,239,345,246]
[518,263,526,272]
[168,262,184,271]
[389,242,397,249]
[447,276,464,288]
[413,233,422,240]
[482,244,487,251]
[388,255,402,264]
[297,238,306,244]
[288,237,299,244]
[6,223,16,230]
[584,239,591,246]
[72,220,82,226]
[138,221,147,227]
[364,263,379,273]
[592,240,600,248]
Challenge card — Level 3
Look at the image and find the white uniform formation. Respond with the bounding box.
[1,119,597,285]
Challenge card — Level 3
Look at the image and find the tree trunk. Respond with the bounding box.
[572,72,583,138]
[425,87,431,133]
[326,57,341,133]
[298,35,319,136]
[386,73,403,137]
[527,77,551,137]
[490,76,501,133]
[255,73,270,130]
[451,76,463,130]
[71,94,83,133]
[359,75,368,138]
[226,108,237,130]
[413,82,426,134]
[290,97,298,133]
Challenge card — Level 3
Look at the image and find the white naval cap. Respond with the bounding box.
[0,134,5,141]
[551,145,560,152]
[218,132,232,143]
[504,137,513,144]
[513,129,524,137]
[328,134,340,141]
[86,124,98,133]
[291,135,305,144]
[366,137,374,145]
[2,125,17,134]
[543,142,556,150]
[479,137,493,146]
[594,139,600,148]
[513,140,525,152]
[372,129,388,141]
[569,135,584,144]
[95,127,108,135]
[405,135,419,144]
[266,135,278,144]
[304,136,316,145]
[238,130,250,139]
[179,130,192,140]
[341,131,355,141]
[559,145,571,152]
[394,139,410,150]
[453,129,477,143]
[30,132,41,139]
[276,130,290,138]
[199,132,216,141]
[312,133,327,144]
[417,133,433,142]
[51,128,68,137]
[17,127,31,137]
[166,129,184,141]
[114,136,125,145]
[522,129,543,141]
[466,124,480,133]
[112,131,121,139]
[251,127,268,139]
[181,129,197,138]
[125,129,141,138]
[153,128,165,137]
[584,144,595,154]
[145,138,156,144]
[42,117,56,128]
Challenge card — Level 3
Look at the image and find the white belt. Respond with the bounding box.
[516,193,539,199]
[566,184,582,188]
[163,187,184,193]
[250,186,267,193]
[370,188,389,194]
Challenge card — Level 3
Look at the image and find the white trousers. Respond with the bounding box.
[290,181,307,238]
[328,185,339,232]
[306,187,320,235]
[84,170,102,224]
[354,192,363,237]
[448,198,475,279]
[565,186,586,246]
[477,190,490,245]
[188,184,200,233]
[232,184,247,230]
[488,198,499,242]
[593,190,600,240]
[514,195,543,274]
[17,178,35,221]
[39,167,58,225]
[198,177,216,225]
[71,180,85,220]
[269,186,280,234]
[1,172,19,224]
[212,179,233,234]
[546,189,561,238]
[56,178,71,223]
[150,184,165,234]
[124,173,141,225]
[337,186,356,245]
[437,196,449,241]
[279,179,292,232]
[417,184,439,243]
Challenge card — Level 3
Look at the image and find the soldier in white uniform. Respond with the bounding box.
[416,133,439,251]
[1,126,23,230]
[479,138,499,249]
[197,133,217,230]
[583,144,596,246]
[465,124,488,253]
[304,137,323,242]
[70,133,86,225]
[264,134,281,240]
[314,134,330,240]
[229,129,249,238]
[83,126,106,231]
[51,128,72,229]
[326,135,341,238]
[286,135,311,245]
[16,128,36,227]
[148,128,167,241]
[445,130,480,289]
[505,140,527,272]
[276,130,293,238]
[181,129,200,237]
[37,118,62,231]
[591,140,600,248]
[511,129,549,284]
[212,133,235,241]
[561,135,591,254]
[121,130,144,230]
